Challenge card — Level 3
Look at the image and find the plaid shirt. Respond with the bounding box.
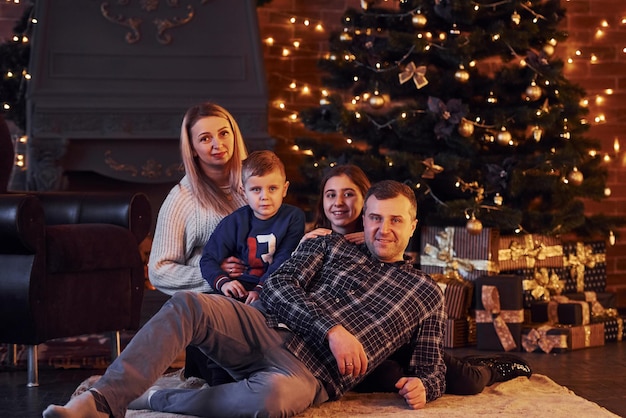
[261,233,446,402]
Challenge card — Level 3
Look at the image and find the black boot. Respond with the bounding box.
[463,354,532,385]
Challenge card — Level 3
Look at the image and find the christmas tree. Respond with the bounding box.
[297,0,624,238]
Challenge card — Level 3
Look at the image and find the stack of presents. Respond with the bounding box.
[419,226,624,353]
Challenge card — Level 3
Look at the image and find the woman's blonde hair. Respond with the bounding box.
[180,102,248,214]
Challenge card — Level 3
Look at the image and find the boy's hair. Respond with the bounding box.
[242,150,286,185]
[364,180,418,220]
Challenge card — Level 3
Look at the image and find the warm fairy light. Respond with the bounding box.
[321,89,329,97]
[603,154,611,163]
[289,113,298,121]
[315,23,323,31]
[595,95,604,105]
[277,101,286,109]
[301,85,310,94]
[6,71,13,77]
[265,37,274,46]
[355,112,361,119]
[549,38,558,46]
[605,89,614,95]
[605,188,612,197]
[292,41,300,48]
[289,17,296,24]
[401,112,407,118]
[12,35,19,42]
[23,72,31,80]
[2,103,9,110]
[601,20,609,27]
[474,5,479,11]
[567,57,574,64]
[589,150,597,157]
[289,81,296,89]
[580,98,589,107]
[614,138,620,154]
[291,145,300,151]
[575,50,582,56]
[439,32,446,41]
[303,19,310,26]
[491,33,501,41]
[282,48,290,57]
[595,29,604,37]
[469,60,476,67]
[346,138,353,144]
[594,114,606,123]
[353,76,359,82]
[622,17,626,24]
[590,54,598,63]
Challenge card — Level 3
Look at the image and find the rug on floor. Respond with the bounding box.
[108,370,618,417]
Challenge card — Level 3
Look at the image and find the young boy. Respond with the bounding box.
[199,150,305,304]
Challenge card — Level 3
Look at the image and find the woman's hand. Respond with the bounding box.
[299,228,333,243]
[220,256,245,278]
[220,280,248,299]
[343,231,365,244]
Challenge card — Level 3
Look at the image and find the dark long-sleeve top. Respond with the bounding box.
[200,204,305,292]
[260,233,447,402]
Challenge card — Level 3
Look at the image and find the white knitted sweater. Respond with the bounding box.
[148,175,246,295]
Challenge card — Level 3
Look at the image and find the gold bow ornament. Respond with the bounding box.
[498,234,563,270]
[522,267,565,303]
[399,62,428,89]
[421,227,499,280]
[564,242,606,293]
[475,285,524,351]
[522,325,568,353]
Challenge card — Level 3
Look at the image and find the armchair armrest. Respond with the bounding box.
[33,192,151,243]
[0,194,44,254]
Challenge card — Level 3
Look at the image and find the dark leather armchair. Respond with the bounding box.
[0,115,151,386]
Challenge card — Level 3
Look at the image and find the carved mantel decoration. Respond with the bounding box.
[100,0,209,44]
[104,150,184,180]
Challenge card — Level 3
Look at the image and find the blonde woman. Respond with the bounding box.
[148,102,249,295]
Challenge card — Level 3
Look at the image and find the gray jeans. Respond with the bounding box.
[94,292,328,418]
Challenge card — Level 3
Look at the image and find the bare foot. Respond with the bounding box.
[42,391,108,418]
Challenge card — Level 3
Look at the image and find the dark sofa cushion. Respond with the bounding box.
[46,224,140,273]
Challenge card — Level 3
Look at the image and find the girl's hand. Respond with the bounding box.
[343,231,365,245]
[299,228,333,243]
[220,256,245,278]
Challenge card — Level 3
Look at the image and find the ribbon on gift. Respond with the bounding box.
[399,61,428,89]
[578,291,611,318]
[522,325,568,353]
[475,285,524,351]
[421,227,498,279]
[549,295,590,325]
[498,234,563,269]
[564,242,606,293]
[522,267,565,302]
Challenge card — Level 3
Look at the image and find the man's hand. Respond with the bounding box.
[395,377,426,410]
[326,325,368,377]
[220,280,248,299]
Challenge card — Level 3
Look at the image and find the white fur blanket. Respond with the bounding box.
[110,371,618,417]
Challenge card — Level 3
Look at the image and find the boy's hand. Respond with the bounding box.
[220,280,248,299]
[395,377,426,409]
[245,290,260,304]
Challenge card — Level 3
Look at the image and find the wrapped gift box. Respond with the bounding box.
[562,241,607,293]
[443,318,469,348]
[563,291,616,319]
[529,298,590,326]
[498,234,563,271]
[420,226,500,281]
[432,274,474,319]
[522,323,604,353]
[509,267,567,308]
[597,316,625,343]
[474,275,524,351]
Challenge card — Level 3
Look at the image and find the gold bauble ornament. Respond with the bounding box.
[454,69,470,83]
[525,83,543,101]
[412,13,427,28]
[497,129,512,146]
[458,119,475,137]
[466,215,483,235]
[567,167,584,186]
[543,44,555,56]
[369,94,385,109]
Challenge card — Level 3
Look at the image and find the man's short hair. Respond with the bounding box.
[364,180,418,219]
[242,150,286,185]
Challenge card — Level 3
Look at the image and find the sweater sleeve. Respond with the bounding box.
[148,181,225,295]
[199,210,243,292]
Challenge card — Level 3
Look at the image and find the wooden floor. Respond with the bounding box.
[1,290,624,418]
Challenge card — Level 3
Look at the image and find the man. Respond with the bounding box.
[43,180,445,418]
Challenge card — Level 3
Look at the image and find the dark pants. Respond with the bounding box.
[186,345,491,396]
